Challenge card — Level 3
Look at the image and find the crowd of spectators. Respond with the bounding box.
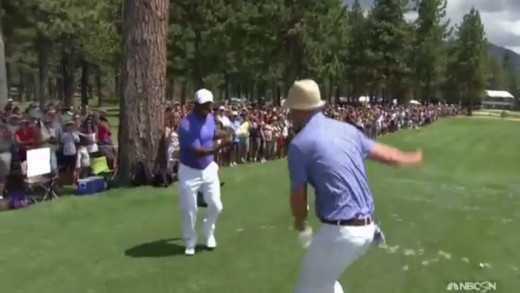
[0,98,461,197]
[163,102,461,173]
[0,100,118,196]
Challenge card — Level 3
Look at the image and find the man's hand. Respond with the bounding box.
[403,150,422,167]
[298,225,313,249]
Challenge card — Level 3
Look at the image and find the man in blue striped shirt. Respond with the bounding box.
[285,80,422,293]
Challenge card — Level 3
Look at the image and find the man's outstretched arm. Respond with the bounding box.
[358,130,423,167]
[369,144,422,167]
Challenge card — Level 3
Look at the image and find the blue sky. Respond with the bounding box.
[344,0,520,54]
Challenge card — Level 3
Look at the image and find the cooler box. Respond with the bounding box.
[76,176,106,196]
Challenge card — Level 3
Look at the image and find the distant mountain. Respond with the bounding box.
[487,44,520,71]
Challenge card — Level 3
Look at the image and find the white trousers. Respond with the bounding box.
[295,223,376,293]
[178,162,223,248]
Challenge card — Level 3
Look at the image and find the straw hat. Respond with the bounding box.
[285,79,325,110]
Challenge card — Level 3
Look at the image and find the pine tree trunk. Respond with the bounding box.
[81,58,89,106]
[56,75,63,102]
[0,20,8,107]
[48,79,54,100]
[19,74,25,102]
[114,73,119,99]
[38,35,50,109]
[62,44,75,107]
[96,66,103,107]
[118,0,169,184]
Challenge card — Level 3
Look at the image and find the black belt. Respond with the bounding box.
[321,218,372,226]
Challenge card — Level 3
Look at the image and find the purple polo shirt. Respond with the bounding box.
[177,112,216,170]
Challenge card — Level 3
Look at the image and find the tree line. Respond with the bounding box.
[1,0,518,108]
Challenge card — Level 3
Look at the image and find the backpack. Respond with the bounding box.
[131,162,149,187]
[8,191,30,210]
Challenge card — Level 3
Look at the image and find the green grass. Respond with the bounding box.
[1,118,520,293]
[474,109,520,119]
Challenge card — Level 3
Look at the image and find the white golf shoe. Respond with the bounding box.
[206,235,217,250]
[185,247,195,256]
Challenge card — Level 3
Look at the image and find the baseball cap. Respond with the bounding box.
[195,89,214,104]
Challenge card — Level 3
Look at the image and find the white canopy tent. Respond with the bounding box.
[358,96,369,103]
[409,100,421,105]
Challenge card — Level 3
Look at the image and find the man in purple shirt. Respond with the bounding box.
[285,80,423,293]
[177,89,232,256]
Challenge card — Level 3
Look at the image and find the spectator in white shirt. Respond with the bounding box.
[61,120,80,184]
[216,106,231,128]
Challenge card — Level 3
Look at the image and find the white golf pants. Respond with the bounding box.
[178,162,223,248]
[295,223,376,293]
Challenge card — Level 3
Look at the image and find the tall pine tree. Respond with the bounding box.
[451,9,488,115]
[413,0,449,103]
[368,0,411,102]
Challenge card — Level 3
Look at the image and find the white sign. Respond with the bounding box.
[26,147,51,177]
[446,281,497,292]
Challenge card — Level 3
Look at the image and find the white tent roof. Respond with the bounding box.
[485,90,514,99]
[358,96,369,103]
[409,100,421,105]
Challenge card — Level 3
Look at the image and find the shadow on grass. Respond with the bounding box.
[124,238,214,258]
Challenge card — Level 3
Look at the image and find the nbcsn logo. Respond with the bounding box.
[446,281,497,292]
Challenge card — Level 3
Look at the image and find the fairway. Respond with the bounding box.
[1,118,519,293]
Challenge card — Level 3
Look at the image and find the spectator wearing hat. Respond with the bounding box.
[97,115,117,169]
[285,79,422,293]
[164,112,180,174]
[262,116,274,162]
[40,115,59,173]
[60,120,80,184]
[76,114,98,179]
[249,116,262,162]
[14,116,38,163]
[237,111,250,163]
[229,111,241,166]
[216,106,231,129]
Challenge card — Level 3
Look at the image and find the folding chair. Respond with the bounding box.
[90,156,118,187]
[25,147,60,203]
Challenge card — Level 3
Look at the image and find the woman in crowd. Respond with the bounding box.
[270,116,281,160]
[77,115,98,179]
[262,117,274,162]
[165,112,180,174]
[40,115,59,174]
[97,115,117,169]
[229,111,241,166]
[237,111,250,163]
[60,120,80,184]
[14,117,38,165]
[249,116,261,163]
